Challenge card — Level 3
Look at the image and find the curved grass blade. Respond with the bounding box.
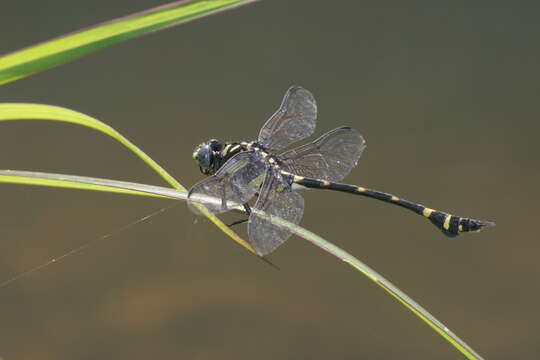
[0,169,484,360]
[0,103,255,254]
[0,0,258,85]
[250,208,484,360]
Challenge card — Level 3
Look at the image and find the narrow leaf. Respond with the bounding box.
[0,169,180,199]
[0,103,255,254]
[0,169,484,360]
[0,0,258,85]
[262,211,484,360]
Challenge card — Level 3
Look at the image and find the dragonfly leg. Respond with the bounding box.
[228,204,251,227]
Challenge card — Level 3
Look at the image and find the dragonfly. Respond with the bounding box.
[187,86,494,256]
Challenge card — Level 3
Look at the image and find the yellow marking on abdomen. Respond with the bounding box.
[458,224,463,232]
[423,208,434,217]
[391,196,399,201]
[443,214,452,230]
[357,187,366,192]
[322,180,331,186]
[229,144,240,153]
[294,175,305,182]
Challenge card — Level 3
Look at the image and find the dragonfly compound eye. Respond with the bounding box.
[193,142,217,175]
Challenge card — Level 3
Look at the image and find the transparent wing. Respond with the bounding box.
[258,85,317,151]
[248,173,304,256]
[187,151,266,215]
[280,127,366,182]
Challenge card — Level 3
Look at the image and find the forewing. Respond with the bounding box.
[248,173,304,256]
[187,151,266,215]
[281,127,366,182]
[258,85,317,151]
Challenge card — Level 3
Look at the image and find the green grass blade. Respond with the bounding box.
[0,169,182,199]
[0,103,179,187]
[0,103,255,254]
[249,209,485,360]
[0,168,484,360]
[0,0,258,85]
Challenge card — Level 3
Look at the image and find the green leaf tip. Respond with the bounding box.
[0,0,259,85]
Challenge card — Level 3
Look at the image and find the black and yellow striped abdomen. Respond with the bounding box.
[287,174,494,237]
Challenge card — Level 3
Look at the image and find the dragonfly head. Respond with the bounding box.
[193,139,223,175]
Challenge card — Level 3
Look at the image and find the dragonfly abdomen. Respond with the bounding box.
[288,174,494,237]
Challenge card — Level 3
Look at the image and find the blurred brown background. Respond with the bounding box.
[0,1,538,359]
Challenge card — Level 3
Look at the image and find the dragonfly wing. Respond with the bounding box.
[248,173,304,255]
[258,86,317,151]
[187,151,266,215]
[281,126,366,182]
